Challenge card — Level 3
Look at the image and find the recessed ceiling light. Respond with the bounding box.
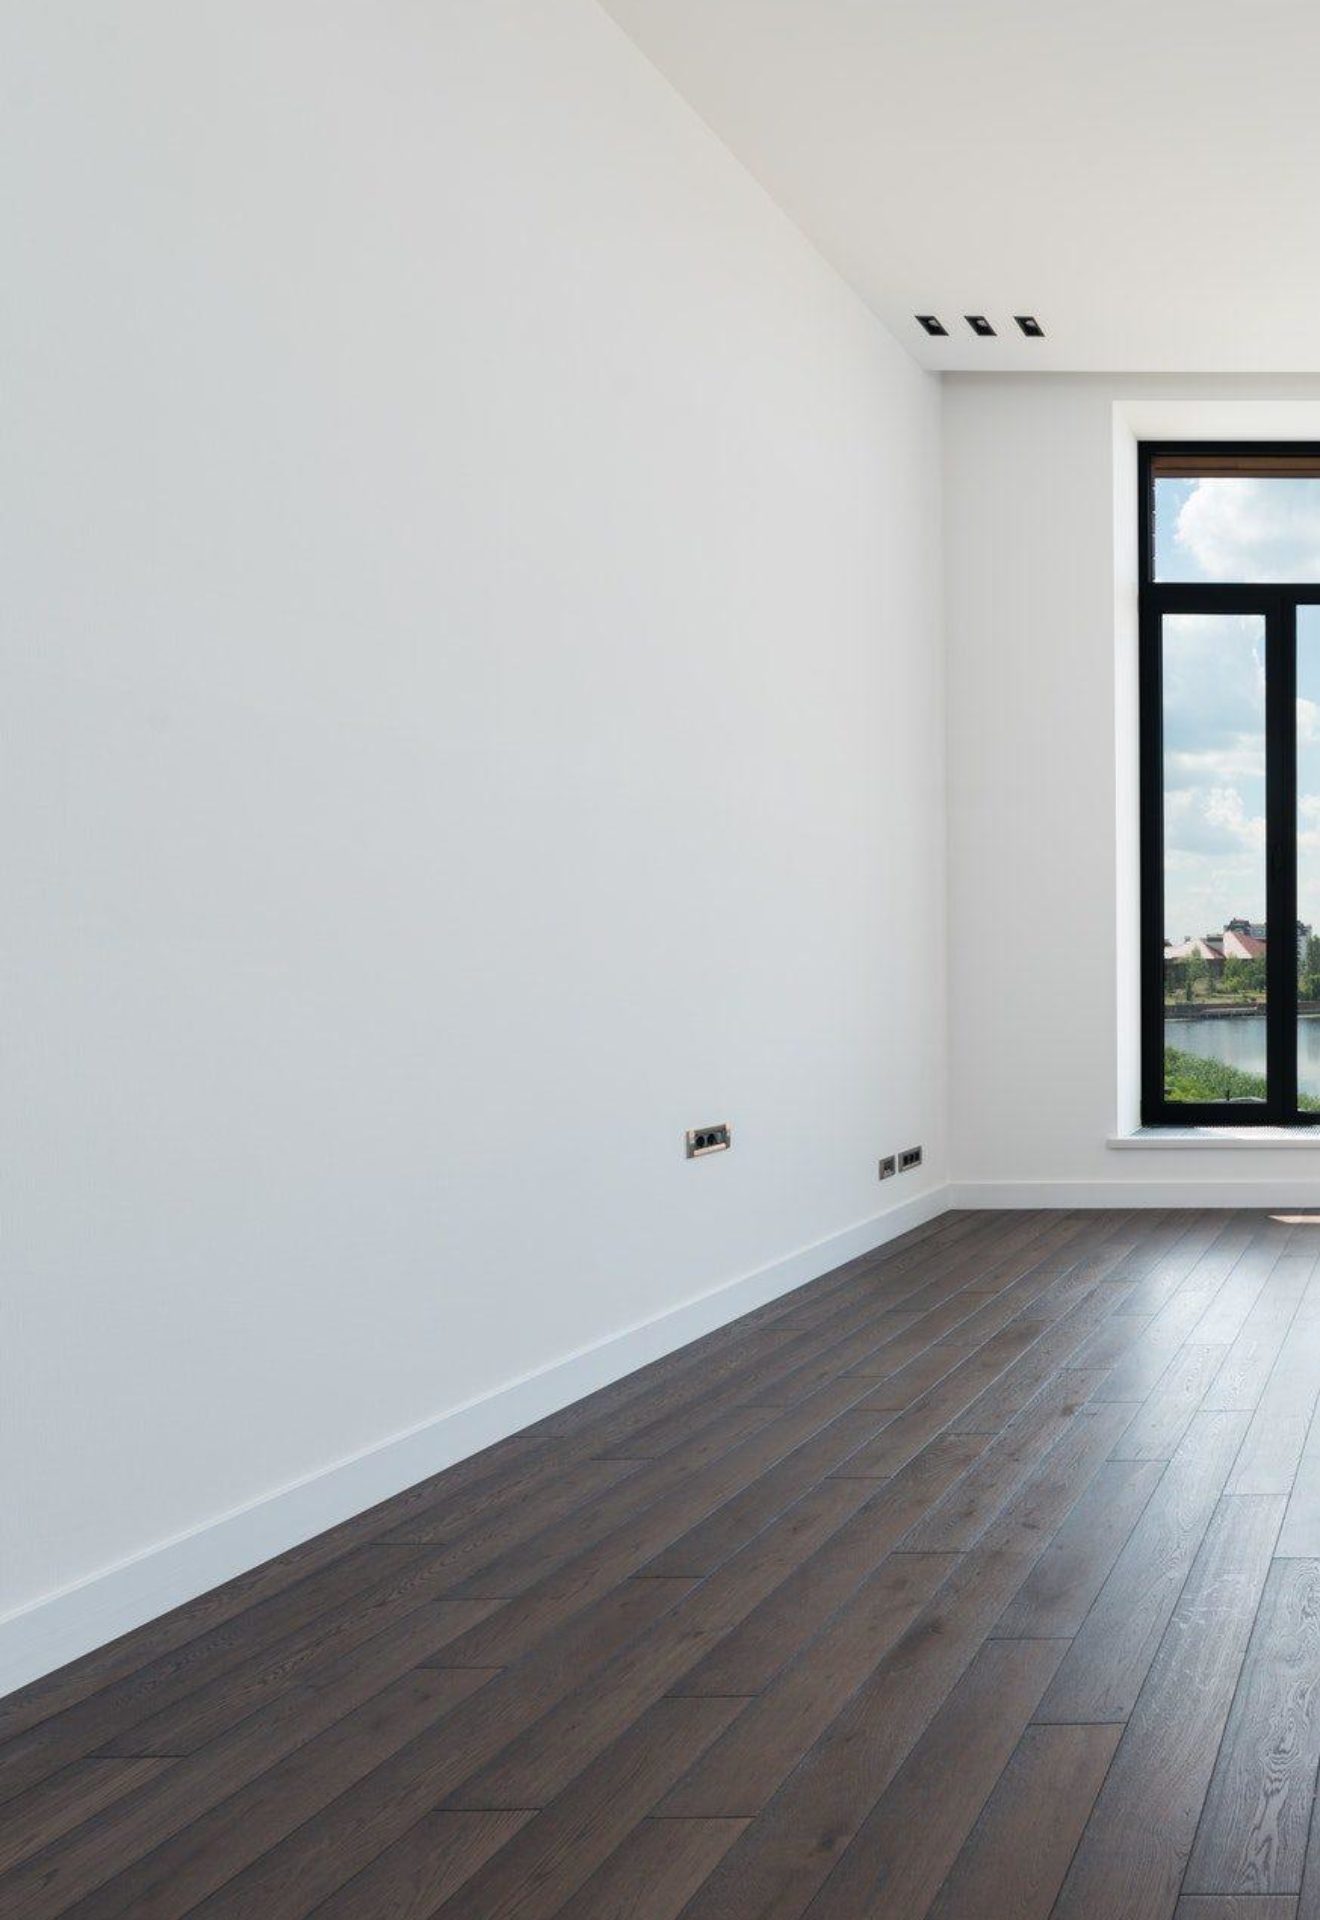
[1015,315,1045,338]
[965,315,995,337]
[915,314,947,336]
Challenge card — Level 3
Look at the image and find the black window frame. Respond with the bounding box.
[1139,439,1320,1126]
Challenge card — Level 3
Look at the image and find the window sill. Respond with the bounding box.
[1108,1127,1320,1150]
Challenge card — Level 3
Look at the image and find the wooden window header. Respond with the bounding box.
[1152,451,1320,479]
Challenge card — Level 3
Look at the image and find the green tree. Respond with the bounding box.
[1223,955,1265,997]
[1303,933,1320,1004]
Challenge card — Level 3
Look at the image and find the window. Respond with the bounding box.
[1140,445,1320,1124]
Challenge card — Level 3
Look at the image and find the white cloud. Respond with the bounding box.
[1165,741,1265,787]
[1166,783,1265,858]
[1177,478,1320,582]
[1164,782,1266,936]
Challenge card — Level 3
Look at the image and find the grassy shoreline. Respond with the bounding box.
[1164,1044,1320,1110]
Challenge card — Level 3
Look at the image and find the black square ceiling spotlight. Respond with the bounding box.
[1015,314,1045,337]
[965,314,995,336]
[915,314,947,336]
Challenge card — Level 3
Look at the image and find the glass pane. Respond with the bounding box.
[1300,609,1320,1110]
[1161,612,1268,1104]
[1156,474,1320,582]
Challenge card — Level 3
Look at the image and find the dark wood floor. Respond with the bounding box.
[8,1211,1320,1916]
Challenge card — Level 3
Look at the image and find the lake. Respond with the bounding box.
[1167,1013,1320,1098]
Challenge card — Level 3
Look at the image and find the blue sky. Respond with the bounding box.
[1156,477,1320,945]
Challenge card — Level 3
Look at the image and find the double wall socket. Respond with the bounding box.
[880,1144,923,1180]
[687,1123,731,1159]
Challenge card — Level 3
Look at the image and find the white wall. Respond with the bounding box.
[1,1,945,1684]
[944,372,1320,1203]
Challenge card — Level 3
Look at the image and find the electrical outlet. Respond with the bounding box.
[878,1154,897,1180]
[899,1145,923,1173]
[686,1123,731,1159]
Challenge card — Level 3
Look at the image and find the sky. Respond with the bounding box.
[1155,477,1320,945]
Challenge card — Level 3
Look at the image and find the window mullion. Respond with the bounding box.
[1267,594,1299,1121]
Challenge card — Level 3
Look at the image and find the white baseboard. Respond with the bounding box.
[0,1181,949,1703]
[950,1178,1320,1209]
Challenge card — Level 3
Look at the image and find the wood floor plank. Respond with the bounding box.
[354,1435,605,1557]
[942,1285,1126,1435]
[749,1216,1058,1367]
[656,1553,955,1817]
[993,1456,1165,1639]
[1202,1256,1312,1412]
[899,1367,1109,1552]
[1035,1408,1251,1724]
[196,1699,746,1920]
[1111,1342,1232,1462]
[794,1637,1065,1919]
[848,1294,994,1364]
[414,1696,747,1920]
[0,1759,173,1878]
[57,1669,499,1920]
[761,1212,1030,1335]
[1093,1222,1268,1404]
[1185,1557,1320,1897]
[1190,1238,1288,1347]
[773,1209,1063,1334]
[1225,1258,1320,1497]
[1109,1214,1248,1323]
[1050,1493,1285,1920]
[1277,1408,1320,1558]
[1177,1899,1297,1919]
[377,1411,753,1555]
[901,1210,1136,1356]
[581,1293,922,1446]
[814,1221,1094,1394]
[923,1722,1121,1920]
[0,1668,497,1920]
[1066,1309,1156,1375]
[1294,1780,1320,1916]
[442,1380,891,1600]
[672,1432,991,1698]
[441,1547,953,1820]
[757,1219,1078,1387]
[440,1433,886,1673]
[854,1339,982,1411]
[565,1817,749,1920]
[843,1323,1083,1478]
[0,1543,465,1807]
[926,1254,1103,1352]
[594,1402,785,1467]
[749,1310,930,1404]
[96,1589,497,1760]
[1096,1210,1221,1298]
[308,1810,535,1920]
[634,1408,897,1583]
